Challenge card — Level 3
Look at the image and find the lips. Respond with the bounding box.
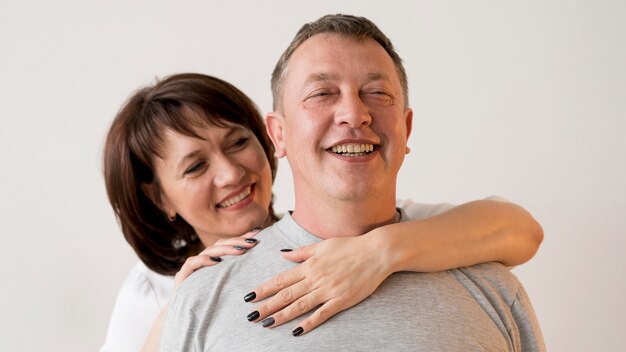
[328,142,377,156]
[330,143,374,155]
[217,186,252,208]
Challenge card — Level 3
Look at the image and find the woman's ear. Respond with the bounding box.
[265,112,287,158]
[141,182,176,220]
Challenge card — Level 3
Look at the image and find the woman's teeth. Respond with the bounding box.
[330,143,374,156]
[217,187,251,208]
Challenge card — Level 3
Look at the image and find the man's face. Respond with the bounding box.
[268,33,412,204]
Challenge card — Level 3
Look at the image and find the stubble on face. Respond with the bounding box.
[277,33,412,208]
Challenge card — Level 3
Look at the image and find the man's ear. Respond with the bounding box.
[141,182,176,219]
[404,108,413,154]
[265,111,287,158]
[404,107,413,140]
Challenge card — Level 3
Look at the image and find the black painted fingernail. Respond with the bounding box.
[261,317,275,328]
[245,238,258,243]
[247,311,260,321]
[244,292,256,302]
[280,248,293,252]
[292,327,304,336]
[234,246,246,251]
[210,256,222,262]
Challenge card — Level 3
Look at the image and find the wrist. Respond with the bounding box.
[363,227,405,276]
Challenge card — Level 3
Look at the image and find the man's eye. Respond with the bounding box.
[363,91,395,106]
[306,90,333,100]
[184,161,206,176]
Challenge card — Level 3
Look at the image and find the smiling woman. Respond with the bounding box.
[103,73,278,275]
[145,110,273,246]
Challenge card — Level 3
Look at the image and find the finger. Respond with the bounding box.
[200,242,257,257]
[291,298,344,336]
[240,227,263,239]
[248,279,312,324]
[174,255,222,287]
[264,290,323,329]
[248,265,305,302]
[212,237,259,249]
[280,242,319,263]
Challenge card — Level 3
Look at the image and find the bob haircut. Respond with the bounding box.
[103,73,277,275]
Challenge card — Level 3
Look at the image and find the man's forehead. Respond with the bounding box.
[288,35,396,79]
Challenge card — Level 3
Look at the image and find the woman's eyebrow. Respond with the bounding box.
[176,150,203,173]
[173,125,247,172]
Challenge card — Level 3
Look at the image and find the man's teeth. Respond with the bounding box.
[218,187,251,208]
[330,144,374,156]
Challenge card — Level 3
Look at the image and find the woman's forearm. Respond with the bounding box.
[376,199,543,273]
[141,307,165,352]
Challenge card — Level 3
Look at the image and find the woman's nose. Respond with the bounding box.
[213,155,245,188]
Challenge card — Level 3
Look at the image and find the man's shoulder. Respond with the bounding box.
[173,223,298,306]
[172,259,234,307]
[454,262,522,306]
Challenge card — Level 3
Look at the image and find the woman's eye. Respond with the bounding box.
[230,137,249,149]
[184,161,206,176]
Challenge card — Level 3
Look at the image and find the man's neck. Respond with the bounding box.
[291,193,399,239]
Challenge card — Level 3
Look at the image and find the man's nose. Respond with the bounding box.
[213,155,245,188]
[334,92,372,128]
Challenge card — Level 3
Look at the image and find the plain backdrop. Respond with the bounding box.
[1,1,624,351]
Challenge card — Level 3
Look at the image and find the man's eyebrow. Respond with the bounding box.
[365,72,392,83]
[303,72,340,86]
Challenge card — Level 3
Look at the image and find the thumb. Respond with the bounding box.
[281,242,319,263]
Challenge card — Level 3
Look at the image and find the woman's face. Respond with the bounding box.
[151,118,273,246]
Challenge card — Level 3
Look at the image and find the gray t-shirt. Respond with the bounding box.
[161,210,544,351]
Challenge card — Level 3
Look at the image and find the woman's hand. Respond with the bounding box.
[173,231,260,291]
[243,199,543,336]
[141,229,261,352]
[244,233,393,336]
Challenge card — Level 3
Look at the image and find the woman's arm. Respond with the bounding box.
[382,198,543,272]
[245,199,543,335]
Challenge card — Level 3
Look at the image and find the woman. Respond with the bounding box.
[101,73,543,351]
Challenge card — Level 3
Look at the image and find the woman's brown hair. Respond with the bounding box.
[103,73,277,275]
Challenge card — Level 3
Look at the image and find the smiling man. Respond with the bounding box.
[161,14,544,351]
[266,30,412,241]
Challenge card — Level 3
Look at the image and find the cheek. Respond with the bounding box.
[171,181,212,213]
[244,144,272,176]
[286,116,323,146]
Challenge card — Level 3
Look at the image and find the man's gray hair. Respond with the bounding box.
[271,14,409,112]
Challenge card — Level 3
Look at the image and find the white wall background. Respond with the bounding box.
[1,1,624,351]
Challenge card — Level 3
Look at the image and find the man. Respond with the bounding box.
[161,14,544,351]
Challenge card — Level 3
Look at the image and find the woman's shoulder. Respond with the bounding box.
[397,196,509,221]
[100,262,175,351]
[121,261,174,307]
[396,198,456,220]
[106,262,174,319]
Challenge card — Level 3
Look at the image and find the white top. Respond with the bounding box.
[100,199,465,352]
